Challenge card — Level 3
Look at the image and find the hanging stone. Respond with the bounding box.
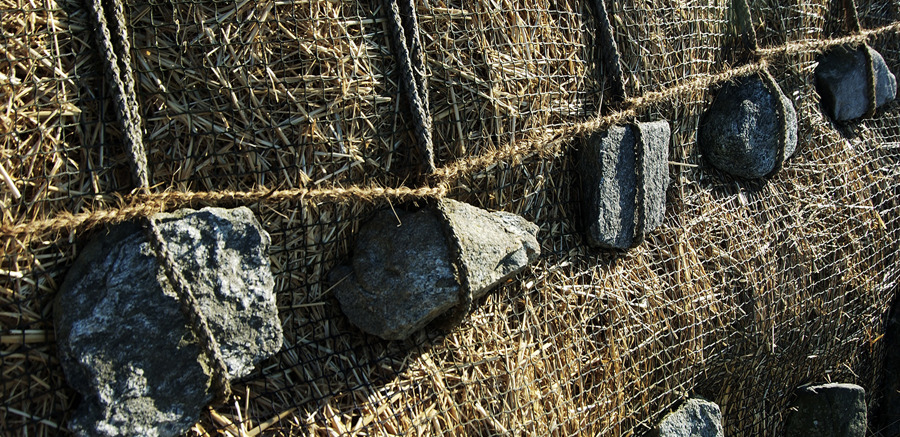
[328,199,540,340]
[784,383,867,437]
[815,44,897,121]
[578,120,670,250]
[698,71,798,179]
[654,398,724,437]
[55,207,283,437]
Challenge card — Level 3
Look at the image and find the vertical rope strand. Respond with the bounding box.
[87,0,150,190]
[145,218,232,404]
[732,0,759,63]
[386,0,435,174]
[589,0,628,107]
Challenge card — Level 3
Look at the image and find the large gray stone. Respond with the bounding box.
[815,44,897,121]
[784,383,866,437]
[655,398,724,437]
[578,121,670,249]
[699,72,798,179]
[329,199,540,340]
[55,207,282,437]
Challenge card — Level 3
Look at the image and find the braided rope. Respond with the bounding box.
[4,22,900,240]
[386,0,435,174]
[87,0,150,189]
[144,218,232,404]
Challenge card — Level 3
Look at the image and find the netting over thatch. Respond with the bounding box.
[2,0,899,435]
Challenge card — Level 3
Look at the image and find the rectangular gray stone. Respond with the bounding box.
[579,121,670,249]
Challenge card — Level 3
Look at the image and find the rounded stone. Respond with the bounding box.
[698,72,798,179]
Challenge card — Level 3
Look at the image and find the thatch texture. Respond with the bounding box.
[1,0,899,435]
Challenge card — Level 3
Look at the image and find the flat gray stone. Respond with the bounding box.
[816,45,897,121]
[655,398,724,437]
[330,199,539,340]
[578,121,670,249]
[699,72,798,179]
[55,207,282,437]
[784,383,866,437]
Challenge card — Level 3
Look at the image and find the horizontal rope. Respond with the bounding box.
[1,185,447,239]
[4,21,900,240]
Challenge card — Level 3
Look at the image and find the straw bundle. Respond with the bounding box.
[129,0,404,192]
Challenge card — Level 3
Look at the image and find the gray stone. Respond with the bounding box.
[655,398,724,437]
[699,72,798,179]
[578,121,670,249]
[55,207,282,437]
[330,199,540,340]
[634,121,671,243]
[815,45,897,121]
[784,383,866,437]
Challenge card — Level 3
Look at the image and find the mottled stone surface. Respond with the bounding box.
[55,207,282,437]
[330,199,540,340]
[579,121,670,249]
[655,398,724,437]
[784,383,866,437]
[699,72,798,179]
[153,208,282,380]
[816,45,897,121]
[634,121,671,244]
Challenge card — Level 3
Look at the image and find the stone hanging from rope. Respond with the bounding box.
[578,121,671,250]
[55,207,283,437]
[698,70,798,179]
[328,199,540,340]
[815,43,897,122]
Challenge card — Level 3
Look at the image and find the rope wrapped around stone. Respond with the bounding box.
[87,0,150,190]
[144,218,233,404]
[840,0,878,119]
[386,0,435,174]
[589,0,627,106]
[433,200,474,329]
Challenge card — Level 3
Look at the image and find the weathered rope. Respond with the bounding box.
[589,0,628,105]
[863,42,878,119]
[632,124,648,246]
[434,200,474,329]
[756,22,900,57]
[144,218,232,404]
[87,0,150,189]
[730,0,759,63]
[1,185,448,239]
[4,22,900,240]
[842,0,861,34]
[760,69,789,176]
[386,0,435,174]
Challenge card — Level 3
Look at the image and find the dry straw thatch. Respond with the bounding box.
[2,0,900,435]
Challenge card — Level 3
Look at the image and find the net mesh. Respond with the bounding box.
[2,0,899,435]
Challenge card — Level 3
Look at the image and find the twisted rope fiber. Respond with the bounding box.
[4,22,900,240]
[386,0,435,173]
[1,186,448,239]
[144,218,232,404]
[87,0,150,189]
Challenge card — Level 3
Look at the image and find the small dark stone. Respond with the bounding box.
[784,383,866,437]
[330,199,540,340]
[815,44,897,121]
[655,398,724,437]
[579,121,670,249]
[699,72,798,179]
[55,207,282,437]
